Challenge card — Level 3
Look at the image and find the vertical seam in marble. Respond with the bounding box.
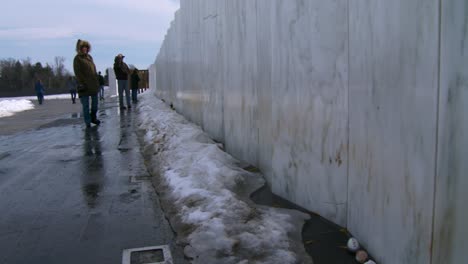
[220,0,225,144]
[255,0,258,167]
[254,0,260,166]
[345,0,351,228]
[430,0,443,263]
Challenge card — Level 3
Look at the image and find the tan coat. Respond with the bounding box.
[73,39,99,97]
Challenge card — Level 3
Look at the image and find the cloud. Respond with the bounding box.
[0,0,179,42]
[0,0,180,72]
[0,27,75,40]
[92,0,179,15]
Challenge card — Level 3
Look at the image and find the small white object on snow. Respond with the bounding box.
[347,237,360,252]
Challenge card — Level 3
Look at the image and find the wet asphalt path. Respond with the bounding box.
[0,98,186,264]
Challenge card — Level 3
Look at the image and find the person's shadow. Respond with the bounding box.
[81,127,104,208]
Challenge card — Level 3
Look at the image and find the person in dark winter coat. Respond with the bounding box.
[34,78,45,105]
[113,54,130,109]
[66,76,77,104]
[130,69,140,103]
[97,71,105,100]
[73,39,100,127]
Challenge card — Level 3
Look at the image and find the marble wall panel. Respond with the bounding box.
[153,1,468,262]
[222,0,259,165]
[178,0,191,117]
[155,28,169,100]
[199,0,224,142]
[157,49,166,99]
[255,0,273,183]
[348,0,439,263]
[172,10,184,112]
[432,0,468,263]
[148,63,156,96]
[166,22,176,105]
[108,67,117,96]
[186,0,204,126]
[269,0,349,225]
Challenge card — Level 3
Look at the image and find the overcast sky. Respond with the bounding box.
[0,0,179,74]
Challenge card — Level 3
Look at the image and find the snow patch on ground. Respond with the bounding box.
[0,87,110,118]
[136,93,311,264]
[0,93,77,118]
[0,99,35,118]
[1,94,70,101]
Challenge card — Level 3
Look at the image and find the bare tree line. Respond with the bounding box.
[0,56,72,97]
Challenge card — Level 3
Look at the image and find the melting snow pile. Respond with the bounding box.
[136,93,311,264]
[0,99,34,118]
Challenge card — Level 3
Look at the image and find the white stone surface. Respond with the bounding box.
[222,0,259,165]
[151,1,468,263]
[148,63,156,96]
[433,0,468,263]
[348,0,439,263]
[269,0,348,225]
[169,13,181,107]
[108,67,117,96]
[256,0,273,183]
[189,0,204,126]
[200,0,224,142]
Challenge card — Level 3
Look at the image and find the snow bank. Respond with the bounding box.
[136,93,312,264]
[0,99,35,118]
[0,87,111,101]
[0,93,77,118]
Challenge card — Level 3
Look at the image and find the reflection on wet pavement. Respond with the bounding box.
[82,128,104,208]
[0,98,187,264]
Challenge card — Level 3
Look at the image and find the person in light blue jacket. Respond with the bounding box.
[34,78,45,105]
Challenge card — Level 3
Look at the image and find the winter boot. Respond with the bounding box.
[91,113,101,125]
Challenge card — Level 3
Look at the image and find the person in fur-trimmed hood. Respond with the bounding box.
[73,39,101,127]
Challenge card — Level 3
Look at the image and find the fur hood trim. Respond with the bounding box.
[76,39,92,54]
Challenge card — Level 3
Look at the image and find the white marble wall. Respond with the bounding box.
[432,0,468,263]
[347,1,439,263]
[269,0,348,225]
[188,0,205,126]
[255,0,273,183]
[151,0,467,263]
[154,26,168,101]
[199,0,225,142]
[108,67,117,96]
[148,63,156,96]
[172,10,183,113]
[222,0,259,165]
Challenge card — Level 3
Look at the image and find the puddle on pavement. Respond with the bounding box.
[0,152,11,160]
[38,118,82,130]
[119,189,141,204]
[83,183,101,208]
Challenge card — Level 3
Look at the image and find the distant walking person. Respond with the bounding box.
[98,71,105,100]
[34,78,45,105]
[73,39,101,128]
[67,76,77,104]
[131,69,140,103]
[113,54,130,109]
